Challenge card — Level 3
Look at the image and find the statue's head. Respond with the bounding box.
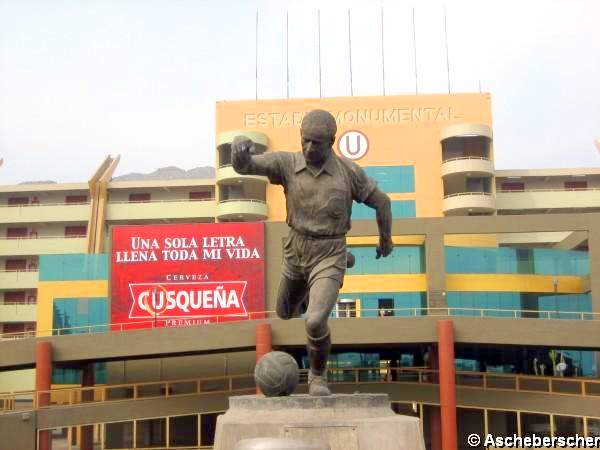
[300,110,337,165]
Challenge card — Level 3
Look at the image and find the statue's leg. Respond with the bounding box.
[305,277,340,396]
[275,275,308,320]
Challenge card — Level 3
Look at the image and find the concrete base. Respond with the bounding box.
[213,394,425,450]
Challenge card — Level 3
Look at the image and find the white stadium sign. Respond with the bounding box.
[338,130,369,160]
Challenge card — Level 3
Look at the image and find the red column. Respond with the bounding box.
[437,320,457,450]
[36,341,52,450]
[255,323,272,394]
[80,364,95,450]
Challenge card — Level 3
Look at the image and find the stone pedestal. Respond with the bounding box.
[213,394,425,450]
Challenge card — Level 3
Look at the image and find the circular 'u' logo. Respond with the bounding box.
[338,130,369,160]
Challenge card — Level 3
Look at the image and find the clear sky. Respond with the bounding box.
[0,0,599,184]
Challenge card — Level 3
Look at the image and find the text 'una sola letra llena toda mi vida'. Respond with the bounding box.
[114,236,261,263]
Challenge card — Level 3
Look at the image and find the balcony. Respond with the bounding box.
[0,270,38,289]
[106,199,217,222]
[441,157,495,178]
[0,203,90,224]
[0,303,36,323]
[0,237,87,256]
[496,188,600,211]
[216,165,268,185]
[440,123,493,141]
[216,199,268,221]
[443,192,495,215]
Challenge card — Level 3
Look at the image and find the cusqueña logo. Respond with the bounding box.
[128,281,247,319]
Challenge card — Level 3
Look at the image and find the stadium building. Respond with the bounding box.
[1,93,599,450]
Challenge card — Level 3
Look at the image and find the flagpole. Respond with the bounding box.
[348,9,353,96]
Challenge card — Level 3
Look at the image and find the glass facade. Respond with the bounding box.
[352,200,416,219]
[345,292,426,317]
[445,246,589,275]
[347,245,425,274]
[447,292,520,317]
[40,408,600,450]
[39,253,109,281]
[447,292,591,318]
[53,298,108,334]
[52,297,108,384]
[362,166,415,193]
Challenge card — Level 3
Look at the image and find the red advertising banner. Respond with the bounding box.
[111,223,265,329]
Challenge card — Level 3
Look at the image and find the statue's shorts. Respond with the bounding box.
[281,228,347,289]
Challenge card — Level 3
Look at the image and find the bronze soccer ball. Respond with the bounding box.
[254,351,299,397]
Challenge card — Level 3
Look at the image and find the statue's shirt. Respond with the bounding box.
[251,151,376,237]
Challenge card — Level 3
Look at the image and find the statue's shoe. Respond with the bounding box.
[308,370,331,396]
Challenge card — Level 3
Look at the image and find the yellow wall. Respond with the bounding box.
[37,280,109,337]
[216,93,493,219]
[340,274,428,294]
[446,274,587,294]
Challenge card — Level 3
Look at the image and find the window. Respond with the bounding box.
[466,177,491,193]
[169,415,198,447]
[129,193,151,202]
[521,412,551,438]
[64,226,87,238]
[553,415,584,438]
[65,195,87,204]
[5,291,26,304]
[391,402,418,417]
[6,227,28,239]
[487,410,517,437]
[378,298,394,317]
[565,181,587,190]
[5,259,27,271]
[3,323,27,334]
[201,413,224,447]
[104,421,133,449]
[501,182,525,192]
[335,299,357,318]
[136,418,166,448]
[190,191,212,200]
[8,196,28,206]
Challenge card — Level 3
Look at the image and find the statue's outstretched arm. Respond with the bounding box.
[231,136,284,184]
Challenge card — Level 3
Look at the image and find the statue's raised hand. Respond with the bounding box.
[376,236,394,259]
[231,136,255,171]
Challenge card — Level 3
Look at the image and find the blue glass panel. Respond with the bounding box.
[445,246,589,275]
[532,248,589,275]
[352,200,416,219]
[560,350,597,377]
[52,364,106,384]
[346,245,424,275]
[40,254,108,281]
[52,297,108,384]
[53,298,108,334]
[362,166,415,193]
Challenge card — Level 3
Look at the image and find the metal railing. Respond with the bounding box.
[1,307,598,341]
[0,301,37,306]
[109,198,215,205]
[497,188,600,193]
[0,268,39,273]
[442,156,492,163]
[217,199,266,204]
[3,367,600,413]
[348,307,600,321]
[443,191,493,199]
[0,235,86,240]
[1,201,90,208]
